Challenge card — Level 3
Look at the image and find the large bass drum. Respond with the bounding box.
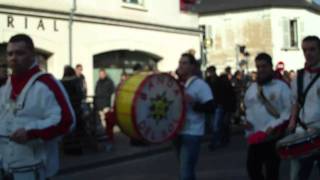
[115,73,185,144]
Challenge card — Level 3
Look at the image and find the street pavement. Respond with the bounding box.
[54,126,318,180]
[54,132,247,180]
[57,125,244,175]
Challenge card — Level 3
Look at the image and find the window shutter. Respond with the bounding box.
[282,18,290,49]
[298,18,304,46]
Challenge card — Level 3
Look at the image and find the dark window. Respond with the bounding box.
[289,19,298,48]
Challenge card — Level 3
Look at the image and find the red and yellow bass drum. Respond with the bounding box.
[115,73,186,143]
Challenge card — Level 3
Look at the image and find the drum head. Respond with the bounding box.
[278,130,320,146]
[131,73,185,143]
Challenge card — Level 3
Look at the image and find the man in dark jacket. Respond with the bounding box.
[94,68,115,150]
[95,68,115,111]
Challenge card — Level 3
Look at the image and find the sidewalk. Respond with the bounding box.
[57,124,245,176]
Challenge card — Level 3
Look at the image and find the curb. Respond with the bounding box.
[58,144,172,176]
[57,125,244,176]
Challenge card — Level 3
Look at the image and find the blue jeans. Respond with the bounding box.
[210,107,224,147]
[174,135,202,180]
[291,154,320,180]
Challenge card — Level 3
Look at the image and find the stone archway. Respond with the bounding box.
[93,49,163,85]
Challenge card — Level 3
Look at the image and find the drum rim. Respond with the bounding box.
[129,73,186,143]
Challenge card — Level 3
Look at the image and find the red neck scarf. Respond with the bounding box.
[304,63,320,73]
[11,66,41,100]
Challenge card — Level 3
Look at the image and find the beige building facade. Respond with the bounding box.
[197,0,320,73]
[0,0,201,95]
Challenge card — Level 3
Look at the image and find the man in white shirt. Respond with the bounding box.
[288,35,320,180]
[174,53,214,180]
[0,34,75,180]
[244,53,293,180]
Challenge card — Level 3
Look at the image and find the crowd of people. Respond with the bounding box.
[1,33,320,180]
[174,36,320,180]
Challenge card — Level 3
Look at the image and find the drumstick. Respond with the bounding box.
[0,134,9,139]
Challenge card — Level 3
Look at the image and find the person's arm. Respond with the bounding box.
[193,99,215,113]
[14,75,75,142]
[288,103,299,131]
[192,80,214,113]
[265,83,293,132]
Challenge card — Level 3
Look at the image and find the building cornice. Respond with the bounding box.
[198,4,320,16]
[0,4,201,36]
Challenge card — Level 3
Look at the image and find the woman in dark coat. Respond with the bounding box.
[61,65,84,154]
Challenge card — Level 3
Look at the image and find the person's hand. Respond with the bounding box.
[184,93,194,104]
[243,121,253,130]
[265,127,274,135]
[10,128,28,144]
[288,117,297,132]
[307,127,316,133]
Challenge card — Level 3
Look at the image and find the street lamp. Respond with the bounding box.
[69,0,77,66]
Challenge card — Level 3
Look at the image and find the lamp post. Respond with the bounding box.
[69,0,77,66]
[235,44,240,70]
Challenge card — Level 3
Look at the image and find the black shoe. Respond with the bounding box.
[208,144,220,151]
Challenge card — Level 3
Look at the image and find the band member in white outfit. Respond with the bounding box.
[244,53,293,180]
[288,35,320,180]
[0,34,75,180]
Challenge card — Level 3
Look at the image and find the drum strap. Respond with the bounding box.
[257,85,280,119]
[297,69,320,130]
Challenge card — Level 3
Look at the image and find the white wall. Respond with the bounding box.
[199,9,272,74]
[270,8,320,71]
[0,4,200,95]
[0,0,199,29]
[71,21,200,95]
[200,7,320,73]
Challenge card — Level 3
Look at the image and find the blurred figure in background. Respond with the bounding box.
[205,66,223,150]
[94,68,115,151]
[61,65,84,154]
[75,64,87,99]
[0,63,8,87]
[232,70,247,124]
[224,66,233,81]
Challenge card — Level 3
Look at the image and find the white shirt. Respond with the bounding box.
[244,79,293,135]
[291,70,320,125]
[179,76,213,136]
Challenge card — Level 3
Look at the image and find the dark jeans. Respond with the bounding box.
[174,134,202,180]
[210,107,224,148]
[296,154,320,180]
[247,141,280,180]
[221,112,232,144]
